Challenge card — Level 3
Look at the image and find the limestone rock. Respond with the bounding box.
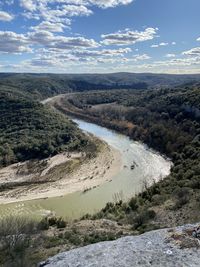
[39,224,200,267]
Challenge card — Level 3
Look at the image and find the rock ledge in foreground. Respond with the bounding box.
[39,223,200,267]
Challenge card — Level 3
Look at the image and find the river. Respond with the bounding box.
[0,118,172,220]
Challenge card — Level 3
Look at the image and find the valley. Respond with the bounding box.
[0,74,199,266]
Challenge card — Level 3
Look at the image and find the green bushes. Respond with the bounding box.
[38,216,67,230]
[0,216,37,266]
[129,198,138,211]
[56,217,66,228]
[129,209,156,229]
[173,187,190,208]
[38,217,50,230]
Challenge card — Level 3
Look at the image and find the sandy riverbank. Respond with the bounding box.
[0,141,122,204]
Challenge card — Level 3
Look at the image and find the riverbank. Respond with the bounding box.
[0,94,172,220]
[0,140,122,204]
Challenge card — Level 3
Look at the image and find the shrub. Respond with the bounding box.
[48,216,58,226]
[173,187,190,208]
[129,198,138,211]
[38,217,49,230]
[151,194,164,205]
[0,216,37,266]
[132,209,156,229]
[56,217,66,228]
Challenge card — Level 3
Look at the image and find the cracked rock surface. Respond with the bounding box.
[40,224,200,267]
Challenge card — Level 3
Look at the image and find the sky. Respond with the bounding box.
[0,0,200,74]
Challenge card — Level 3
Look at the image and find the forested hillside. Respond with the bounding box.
[58,83,200,227]
[0,90,90,167]
[1,73,200,100]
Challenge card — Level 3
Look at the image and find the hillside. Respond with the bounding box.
[1,73,200,100]
[0,91,90,167]
[52,83,200,229]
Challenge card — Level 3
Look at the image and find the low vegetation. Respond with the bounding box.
[0,215,130,266]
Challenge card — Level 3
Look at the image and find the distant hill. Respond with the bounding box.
[1,72,200,100]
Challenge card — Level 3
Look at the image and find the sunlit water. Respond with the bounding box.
[0,119,172,220]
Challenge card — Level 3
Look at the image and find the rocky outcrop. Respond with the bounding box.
[39,224,200,267]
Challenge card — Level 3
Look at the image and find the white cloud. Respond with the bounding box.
[182,47,200,57]
[101,27,158,46]
[72,47,131,58]
[0,31,31,53]
[156,57,200,67]
[0,11,14,21]
[24,46,133,69]
[151,42,175,48]
[39,5,93,24]
[88,0,134,8]
[132,54,151,61]
[151,42,168,48]
[0,28,99,54]
[20,0,37,11]
[31,21,69,33]
[165,54,176,58]
[197,37,200,42]
[151,44,159,48]
[159,42,168,46]
[19,0,134,29]
[20,0,134,11]
[28,30,99,49]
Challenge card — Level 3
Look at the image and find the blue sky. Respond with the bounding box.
[0,0,200,73]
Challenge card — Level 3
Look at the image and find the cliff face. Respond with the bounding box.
[40,223,200,267]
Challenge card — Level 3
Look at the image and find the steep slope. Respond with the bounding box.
[0,91,89,167]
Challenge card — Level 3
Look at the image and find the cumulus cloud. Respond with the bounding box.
[197,37,200,41]
[20,0,134,11]
[101,28,158,46]
[31,21,69,33]
[25,46,133,68]
[20,0,37,11]
[0,11,14,21]
[0,31,31,53]
[72,47,131,58]
[19,0,134,28]
[0,28,99,54]
[88,0,133,8]
[132,54,151,61]
[51,36,99,49]
[182,47,200,57]
[28,30,99,49]
[38,5,92,24]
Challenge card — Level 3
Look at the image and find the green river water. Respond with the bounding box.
[0,119,172,220]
